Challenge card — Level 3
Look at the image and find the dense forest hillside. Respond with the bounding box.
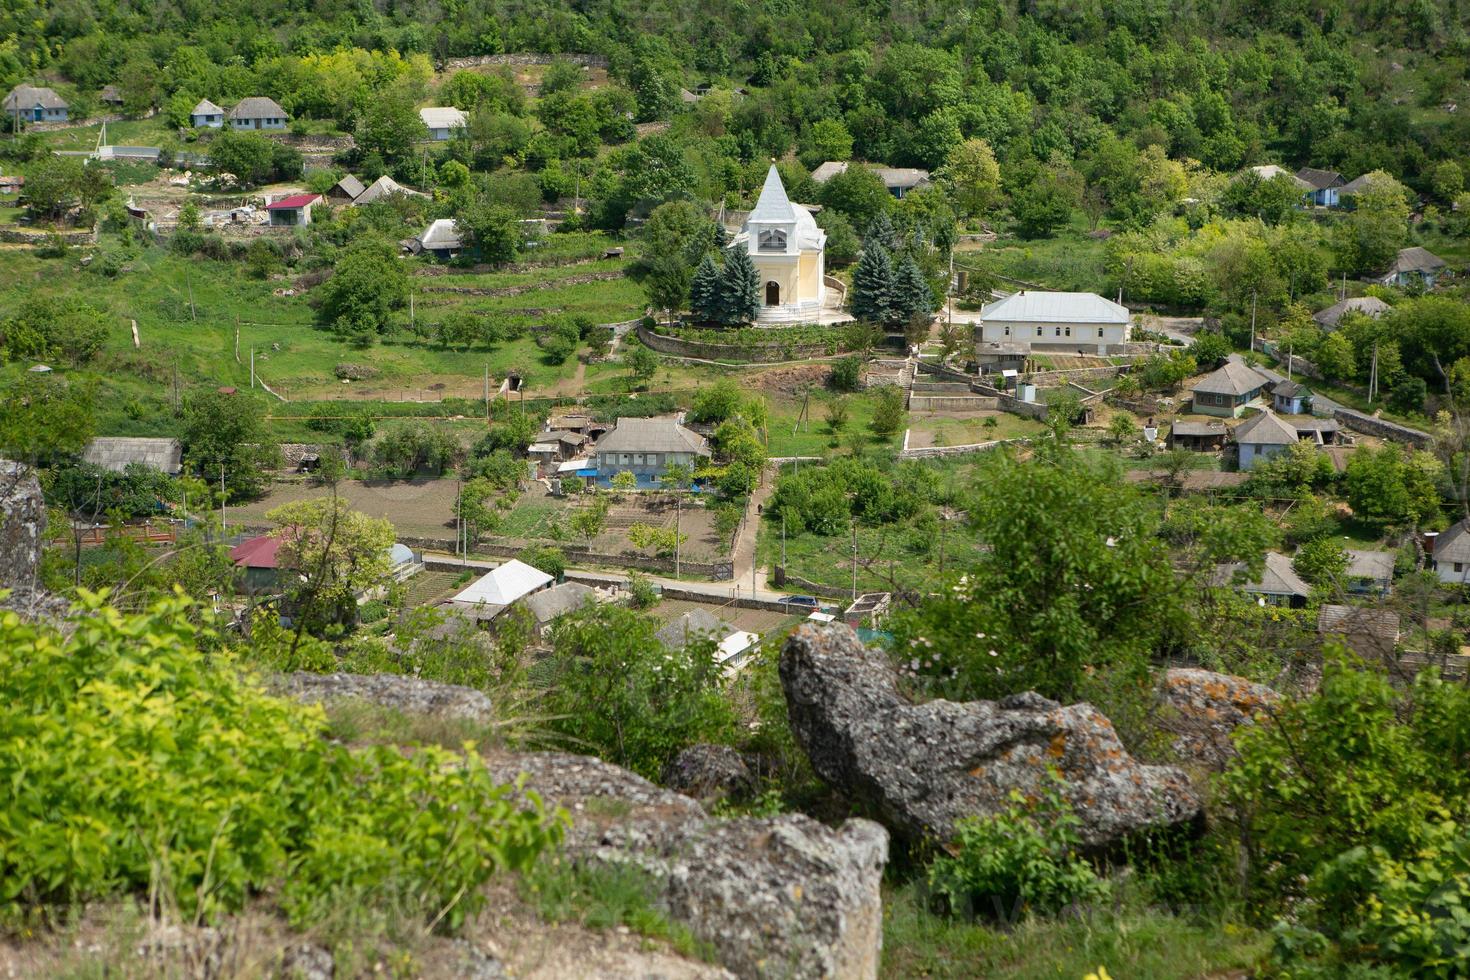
[5,0,1470,187]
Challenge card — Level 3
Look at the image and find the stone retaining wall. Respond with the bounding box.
[1331,409,1432,448]
[636,322,843,363]
[0,224,97,245]
[1024,365,1126,386]
[900,439,1009,459]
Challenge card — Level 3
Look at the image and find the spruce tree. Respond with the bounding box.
[719,243,761,325]
[690,255,721,323]
[865,211,898,252]
[892,256,936,324]
[850,243,895,326]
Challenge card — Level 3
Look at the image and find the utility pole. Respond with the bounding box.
[674,490,681,579]
[483,363,489,420]
[1249,290,1258,355]
[409,289,415,331]
[219,463,226,531]
[1369,341,1380,404]
[1287,342,1293,382]
[250,347,256,388]
[780,513,786,569]
[850,517,858,606]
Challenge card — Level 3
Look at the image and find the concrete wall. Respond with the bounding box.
[907,395,999,412]
[422,543,734,580]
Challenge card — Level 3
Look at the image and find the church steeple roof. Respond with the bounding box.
[749,164,797,223]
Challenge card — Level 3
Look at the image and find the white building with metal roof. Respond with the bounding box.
[418,106,467,140]
[729,165,826,319]
[974,290,1132,356]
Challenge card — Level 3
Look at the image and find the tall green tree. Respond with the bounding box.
[689,255,722,323]
[315,237,411,344]
[180,388,280,500]
[717,243,760,326]
[850,243,896,326]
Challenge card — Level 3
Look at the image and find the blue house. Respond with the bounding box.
[3,85,68,123]
[1270,379,1311,415]
[1296,167,1345,208]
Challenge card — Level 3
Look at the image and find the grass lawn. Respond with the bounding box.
[882,883,1266,979]
[959,217,1112,294]
[37,117,178,152]
[905,411,1044,448]
[758,508,971,594]
[766,389,903,457]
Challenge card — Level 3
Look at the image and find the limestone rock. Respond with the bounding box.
[275,671,495,723]
[1158,668,1278,771]
[0,461,69,622]
[661,743,754,803]
[484,751,887,980]
[780,623,1201,849]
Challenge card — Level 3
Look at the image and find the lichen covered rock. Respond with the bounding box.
[1158,667,1279,771]
[276,671,496,723]
[780,622,1202,849]
[661,743,754,803]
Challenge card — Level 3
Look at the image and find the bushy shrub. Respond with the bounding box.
[0,594,564,931]
[829,356,863,392]
[927,783,1109,920]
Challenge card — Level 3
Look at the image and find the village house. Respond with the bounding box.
[1270,379,1312,415]
[1344,549,1395,597]
[1429,519,1470,585]
[1190,361,1270,417]
[227,97,288,130]
[1168,420,1228,452]
[82,437,183,475]
[229,535,284,594]
[446,559,554,623]
[189,99,224,128]
[590,416,712,479]
[1338,172,1389,204]
[353,174,428,205]
[98,85,124,108]
[1377,246,1447,289]
[1212,551,1312,607]
[326,174,365,205]
[656,607,759,674]
[974,291,1132,358]
[1318,603,1400,660]
[1247,164,1312,191]
[1233,410,1300,470]
[4,85,69,123]
[522,581,600,641]
[265,193,319,226]
[730,165,827,319]
[527,430,590,470]
[407,218,463,260]
[419,106,467,140]
[1296,167,1346,207]
[1313,295,1390,331]
[810,161,932,199]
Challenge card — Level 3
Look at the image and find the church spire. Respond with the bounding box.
[749,163,797,223]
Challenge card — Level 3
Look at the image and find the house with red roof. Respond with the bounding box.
[265,193,320,227]
[230,534,284,592]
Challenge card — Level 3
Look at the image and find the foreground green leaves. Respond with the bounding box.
[0,591,565,932]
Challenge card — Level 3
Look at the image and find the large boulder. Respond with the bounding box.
[780,623,1201,850]
[483,750,886,980]
[1158,668,1279,771]
[661,743,754,803]
[276,671,495,723]
[0,461,69,622]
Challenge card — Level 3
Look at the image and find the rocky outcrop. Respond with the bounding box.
[780,623,1202,850]
[661,743,754,803]
[0,461,69,622]
[483,750,887,980]
[277,671,497,723]
[1158,668,1279,771]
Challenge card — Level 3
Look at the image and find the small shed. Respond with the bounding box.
[1270,379,1311,416]
[189,99,224,128]
[230,535,284,593]
[412,218,463,260]
[843,592,892,628]
[326,174,365,204]
[98,84,124,107]
[419,106,467,140]
[1168,420,1228,452]
[266,193,319,227]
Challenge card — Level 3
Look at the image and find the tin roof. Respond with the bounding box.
[980,291,1130,325]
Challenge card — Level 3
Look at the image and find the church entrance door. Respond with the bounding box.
[765,281,780,305]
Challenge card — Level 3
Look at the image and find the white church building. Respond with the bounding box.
[730,165,827,323]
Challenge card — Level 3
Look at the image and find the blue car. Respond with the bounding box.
[785,595,820,607]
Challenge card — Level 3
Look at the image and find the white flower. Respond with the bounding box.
[988,649,998,657]
[1105,536,1117,548]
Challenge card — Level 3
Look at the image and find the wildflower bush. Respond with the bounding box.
[927,783,1109,920]
[0,592,565,931]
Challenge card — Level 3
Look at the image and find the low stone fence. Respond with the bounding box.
[0,224,97,245]
[900,438,1013,459]
[1331,409,1432,449]
[636,322,843,363]
[774,573,855,602]
[419,538,734,580]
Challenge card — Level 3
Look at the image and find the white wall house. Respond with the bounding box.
[1431,520,1470,586]
[190,99,224,128]
[228,97,288,130]
[3,85,69,122]
[419,106,467,141]
[1233,410,1299,470]
[975,291,1131,356]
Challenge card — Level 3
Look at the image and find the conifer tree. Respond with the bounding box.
[850,243,896,326]
[690,255,722,323]
[865,211,898,252]
[719,243,761,325]
[892,256,936,324]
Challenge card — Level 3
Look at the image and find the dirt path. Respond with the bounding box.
[730,470,776,592]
